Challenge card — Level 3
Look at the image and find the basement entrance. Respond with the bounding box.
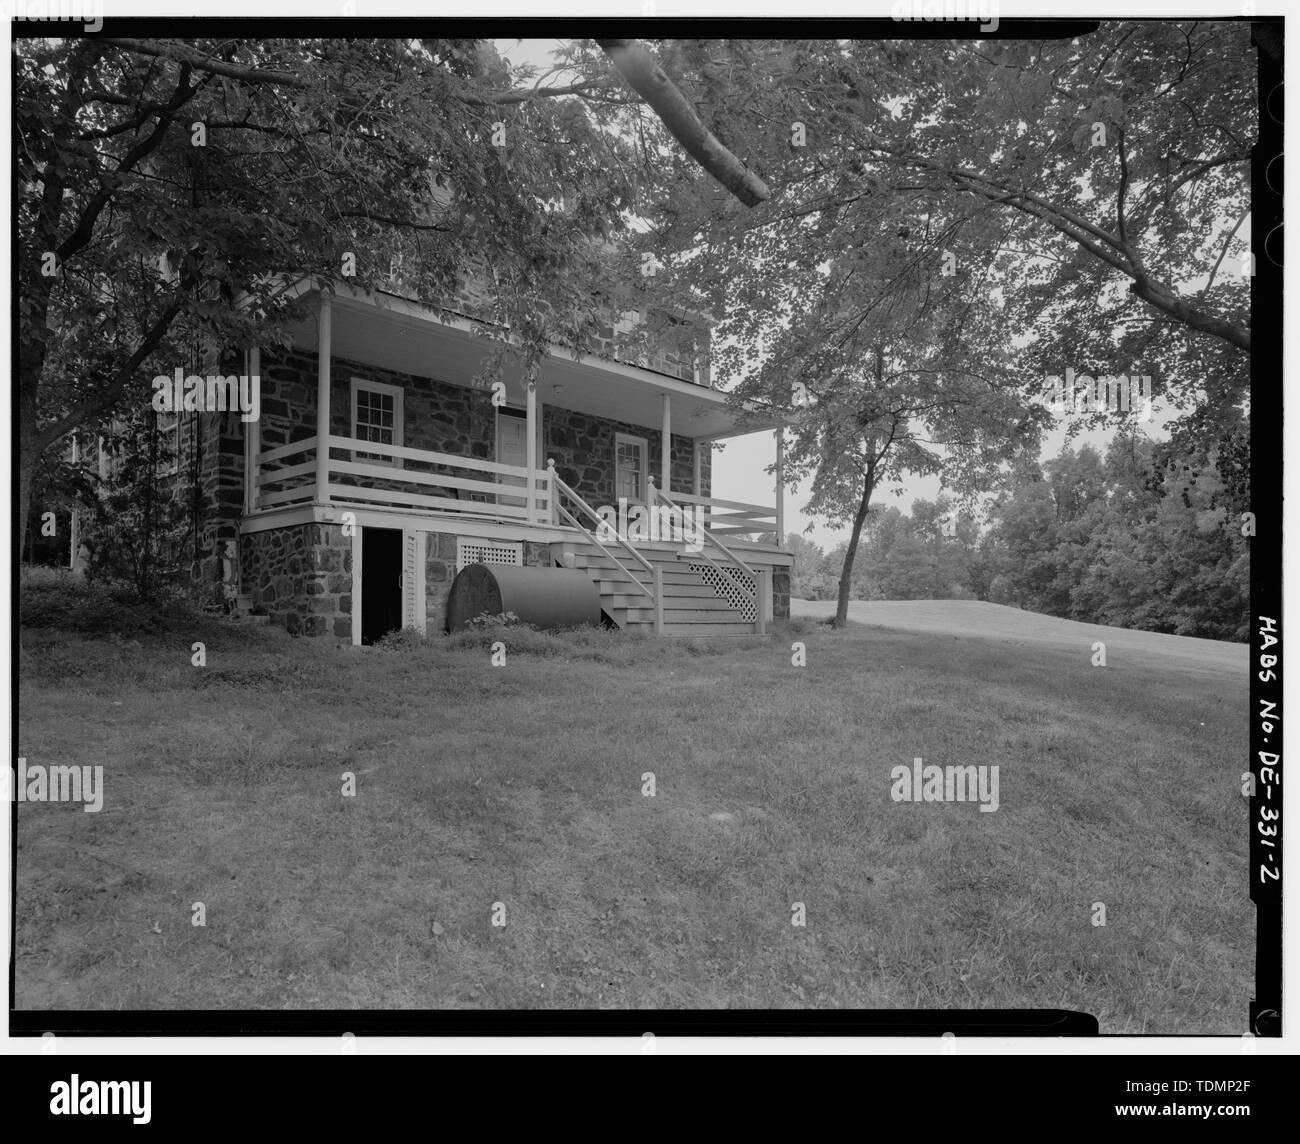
[360,527,403,645]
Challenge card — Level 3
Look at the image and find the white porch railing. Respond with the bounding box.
[251,435,552,521]
[250,435,776,552]
[664,490,778,538]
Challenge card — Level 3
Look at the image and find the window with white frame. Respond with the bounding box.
[351,378,404,467]
[614,433,648,503]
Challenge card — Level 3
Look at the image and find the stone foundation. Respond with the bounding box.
[239,523,352,638]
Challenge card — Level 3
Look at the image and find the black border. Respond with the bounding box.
[9,14,1279,1039]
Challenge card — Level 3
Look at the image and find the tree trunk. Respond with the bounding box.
[835,344,888,628]
[17,358,43,559]
[833,471,876,628]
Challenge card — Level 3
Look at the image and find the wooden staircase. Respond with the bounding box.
[564,542,760,636]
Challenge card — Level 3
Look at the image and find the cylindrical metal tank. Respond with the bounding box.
[445,563,602,631]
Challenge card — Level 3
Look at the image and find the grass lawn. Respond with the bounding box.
[15,587,1251,1030]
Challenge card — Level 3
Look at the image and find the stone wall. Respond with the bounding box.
[163,396,245,606]
[240,523,351,638]
[544,405,709,511]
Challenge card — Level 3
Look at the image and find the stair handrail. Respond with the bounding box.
[555,504,654,601]
[549,460,656,602]
[650,480,757,598]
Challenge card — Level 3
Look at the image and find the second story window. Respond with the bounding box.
[351,378,404,468]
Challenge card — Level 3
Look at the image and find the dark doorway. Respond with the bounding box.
[361,527,403,645]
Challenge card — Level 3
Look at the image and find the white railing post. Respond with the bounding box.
[245,345,261,514]
[774,428,785,543]
[315,297,332,505]
[661,393,672,492]
[757,568,772,634]
[526,380,538,523]
[547,458,557,525]
[653,565,664,635]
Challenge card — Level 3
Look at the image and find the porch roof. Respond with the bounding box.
[273,278,780,441]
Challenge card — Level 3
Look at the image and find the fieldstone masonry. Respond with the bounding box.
[171,291,758,638]
[240,523,351,638]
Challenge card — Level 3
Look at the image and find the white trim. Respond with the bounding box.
[660,393,671,490]
[351,524,362,646]
[315,298,332,503]
[614,432,649,503]
[525,382,538,523]
[455,537,523,573]
[238,503,796,564]
[494,405,529,509]
[402,527,426,632]
[350,377,404,469]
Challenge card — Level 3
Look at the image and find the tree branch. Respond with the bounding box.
[596,38,770,208]
[101,38,310,89]
[1199,206,1251,299]
[35,298,185,454]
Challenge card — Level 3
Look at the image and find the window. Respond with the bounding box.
[351,378,404,467]
[615,433,648,503]
[156,411,182,476]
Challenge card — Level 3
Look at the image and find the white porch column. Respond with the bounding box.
[244,345,261,515]
[525,380,538,523]
[661,393,672,494]
[775,428,786,541]
[315,298,332,504]
[692,440,701,497]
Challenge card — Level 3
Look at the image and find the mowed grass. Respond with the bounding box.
[16,602,1250,1030]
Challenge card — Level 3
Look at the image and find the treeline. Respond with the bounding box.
[782,430,1250,642]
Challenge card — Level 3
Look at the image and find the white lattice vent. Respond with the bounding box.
[689,563,757,622]
[457,539,523,573]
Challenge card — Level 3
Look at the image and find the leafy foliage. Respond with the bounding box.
[563,27,1254,623]
[793,428,1249,641]
[16,36,648,539]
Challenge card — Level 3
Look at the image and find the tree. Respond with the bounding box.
[567,27,1253,622]
[620,29,1253,357]
[981,433,1248,638]
[16,36,650,548]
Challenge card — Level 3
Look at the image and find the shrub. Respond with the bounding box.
[20,565,225,638]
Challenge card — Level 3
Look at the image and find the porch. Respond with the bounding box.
[237,282,792,639]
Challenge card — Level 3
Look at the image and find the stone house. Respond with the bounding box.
[169,276,792,641]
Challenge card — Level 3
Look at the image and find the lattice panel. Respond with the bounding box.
[689,563,757,622]
[456,540,523,573]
